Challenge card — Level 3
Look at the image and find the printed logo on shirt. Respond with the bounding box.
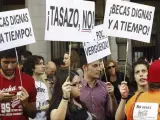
[0,86,23,116]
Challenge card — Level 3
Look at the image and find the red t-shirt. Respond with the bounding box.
[0,69,37,120]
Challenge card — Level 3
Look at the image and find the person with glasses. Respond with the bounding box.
[0,48,37,120]
[101,60,130,105]
[48,70,95,120]
[80,59,117,120]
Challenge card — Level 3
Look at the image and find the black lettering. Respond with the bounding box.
[59,7,64,26]
[54,7,59,26]
[50,6,55,25]
[73,9,79,28]
[113,20,118,30]
[63,8,68,26]
[108,19,113,29]
[0,34,4,43]
[68,8,73,27]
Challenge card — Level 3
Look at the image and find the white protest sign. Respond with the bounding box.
[0,8,35,51]
[83,24,111,63]
[45,0,95,42]
[104,1,155,43]
[133,102,159,120]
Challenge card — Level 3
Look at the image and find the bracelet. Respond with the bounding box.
[121,97,127,100]
[62,96,69,101]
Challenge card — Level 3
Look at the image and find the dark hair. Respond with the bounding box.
[49,70,80,119]
[0,48,17,59]
[22,55,44,76]
[131,59,149,91]
[148,82,160,91]
[20,51,32,58]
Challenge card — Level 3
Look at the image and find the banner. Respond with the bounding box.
[104,1,155,43]
[45,0,95,42]
[83,24,111,63]
[0,8,35,51]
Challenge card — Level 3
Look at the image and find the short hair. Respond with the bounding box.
[0,48,17,59]
[20,51,32,58]
[133,59,149,73]
[22,55,44,76]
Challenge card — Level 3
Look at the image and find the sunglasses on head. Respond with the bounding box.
[107,65,115,69]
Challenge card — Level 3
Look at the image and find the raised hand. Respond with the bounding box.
[119,81,129,99]
[62,76,71,100]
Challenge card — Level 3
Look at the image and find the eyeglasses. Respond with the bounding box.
[107,65,115,69]
[70,81,82,87]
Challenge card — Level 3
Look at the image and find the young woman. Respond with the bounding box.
[48,70,94,120]
[115,59,149,120]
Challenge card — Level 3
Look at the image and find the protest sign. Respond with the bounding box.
[83,24,111,63]
[0,8,35,51]
[45,0,95,42]
[104,1,155,43]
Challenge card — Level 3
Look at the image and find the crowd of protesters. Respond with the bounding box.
[0,48,160,120]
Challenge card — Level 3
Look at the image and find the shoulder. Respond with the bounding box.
[21,72,34,83]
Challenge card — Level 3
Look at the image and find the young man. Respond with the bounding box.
[23,55,49,120]
[0,48,37,120]
[115,60,149,120]
[80,59,117,120]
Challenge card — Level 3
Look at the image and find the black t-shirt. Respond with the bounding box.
[49,101,93,120]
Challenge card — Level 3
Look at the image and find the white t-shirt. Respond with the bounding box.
[32,81,49,120]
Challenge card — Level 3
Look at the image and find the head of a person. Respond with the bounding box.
[45,61,57,76]
[147,60,160,90]
[22,55,45,76]
[82,58,101,80]
[0,48,17,77]
[63,50,80,70]
[20,51,32,64]
[133,59,149,87]
[52,70,81,102]
[105,59,117,76]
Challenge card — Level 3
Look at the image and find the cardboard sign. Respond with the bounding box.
[133,102,159,120]
[0,8,35,51]
[45,0,95,42]
[83,24,111,63]
[104,0,155,43]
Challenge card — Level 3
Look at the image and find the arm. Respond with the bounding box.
[115,81,129,120]
[19,87,37,118]
[50,99,69,120]
[50,76,71,120]
[115,99,127,120]
[22,102,37,118]
[106,82,118,116]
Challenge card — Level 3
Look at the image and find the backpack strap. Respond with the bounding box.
[129,92,144,120]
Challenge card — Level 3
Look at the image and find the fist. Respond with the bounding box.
[118,81,129,98]
[106,82,114,93]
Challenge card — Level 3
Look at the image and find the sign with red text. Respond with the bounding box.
[0,8,35,51]
[45,0,95,42]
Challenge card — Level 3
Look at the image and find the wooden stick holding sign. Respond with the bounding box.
[15,48,22,87]
[124,40,129,81]
[68,42,72,80]
[102,59,108,82]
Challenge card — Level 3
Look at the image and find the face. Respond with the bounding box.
[63,53,70,67]
[45,65,56,76]
[134,64,148,86]
[0,58,17,76]
[84,60,101,80]
[71,75,82,98]
[107,62,116,76]
[34,59,45,75]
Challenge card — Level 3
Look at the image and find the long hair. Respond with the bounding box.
[48,70,82,119]
[65,49,80,70]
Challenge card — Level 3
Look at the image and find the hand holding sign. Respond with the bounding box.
[118,81,129,99]
[62,76,71,100]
